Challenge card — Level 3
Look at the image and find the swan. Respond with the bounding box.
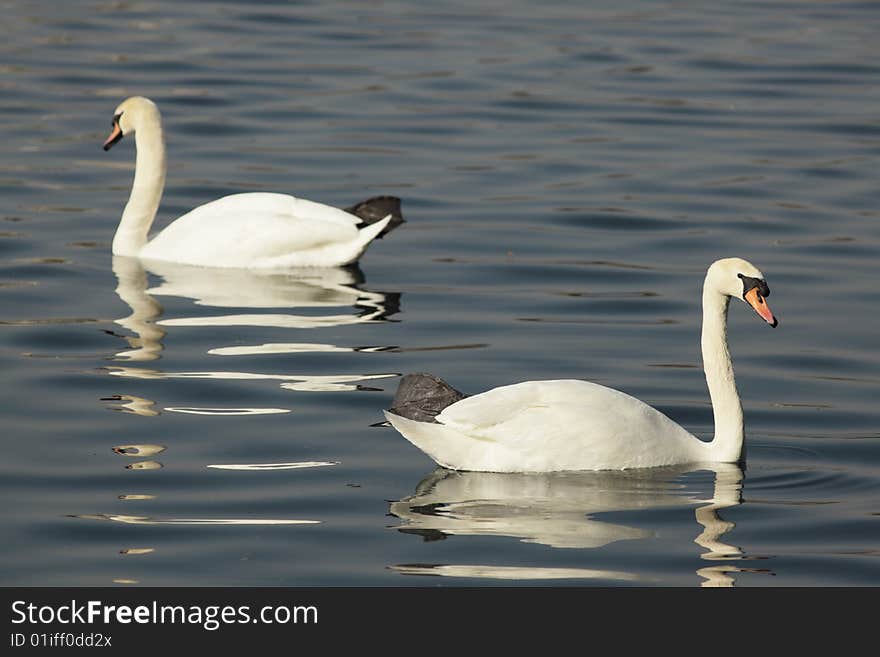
[384,257,779,472]
[102,96,404,268]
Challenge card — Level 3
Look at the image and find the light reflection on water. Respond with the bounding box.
[162,407,291,416]
[106,366,398,390]
[206,461,338,471]
[389,564,643,582]
[72,514,320,526]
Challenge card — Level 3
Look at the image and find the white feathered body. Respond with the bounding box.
[139,192,391,268]
[385,379,709,472]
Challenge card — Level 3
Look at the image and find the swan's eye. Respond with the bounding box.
[112,112,122,128]
[739,273,768,299]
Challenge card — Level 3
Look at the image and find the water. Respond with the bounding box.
[1,0,878,587]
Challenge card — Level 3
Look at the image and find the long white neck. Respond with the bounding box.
[112,116,166,256]
[700,282,744,462]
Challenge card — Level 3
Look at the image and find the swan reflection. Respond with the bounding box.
[144,258,397,329]
[111,256,165,361]
[124,460,163,471]
[112,444,166,457]
[110,255,400,361]
[390,463,757,585]
[102,394,160,417]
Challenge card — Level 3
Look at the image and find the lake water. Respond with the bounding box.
[1,0,878,588]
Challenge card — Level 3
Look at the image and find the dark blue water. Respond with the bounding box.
[1,0,878,587]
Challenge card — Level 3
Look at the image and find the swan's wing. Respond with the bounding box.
[143,193,363,265]
[434,379,695,470]
[437,380,650,439]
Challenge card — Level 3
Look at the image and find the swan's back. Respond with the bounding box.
[141,192,380,268]
[387,379,703,472]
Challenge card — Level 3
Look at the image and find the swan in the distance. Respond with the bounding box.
[102,96,404,268]
[384,258,778,472]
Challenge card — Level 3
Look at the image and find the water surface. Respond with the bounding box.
[1,0,878,587]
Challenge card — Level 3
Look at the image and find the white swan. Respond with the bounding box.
[102,96,404,268]
[384,258,779,472]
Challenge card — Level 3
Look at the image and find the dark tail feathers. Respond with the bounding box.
[345,195,405,238]
[388,373,466,423]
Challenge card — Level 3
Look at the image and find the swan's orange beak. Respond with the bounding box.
[103,122,123,151]
[745,287,777,327]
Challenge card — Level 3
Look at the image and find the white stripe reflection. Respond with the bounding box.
[73,514,319,526]
[207,461,338,471]
[390,564,641,582]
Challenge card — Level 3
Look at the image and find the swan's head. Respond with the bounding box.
[102,96,161,151]
[707,257,778,327]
